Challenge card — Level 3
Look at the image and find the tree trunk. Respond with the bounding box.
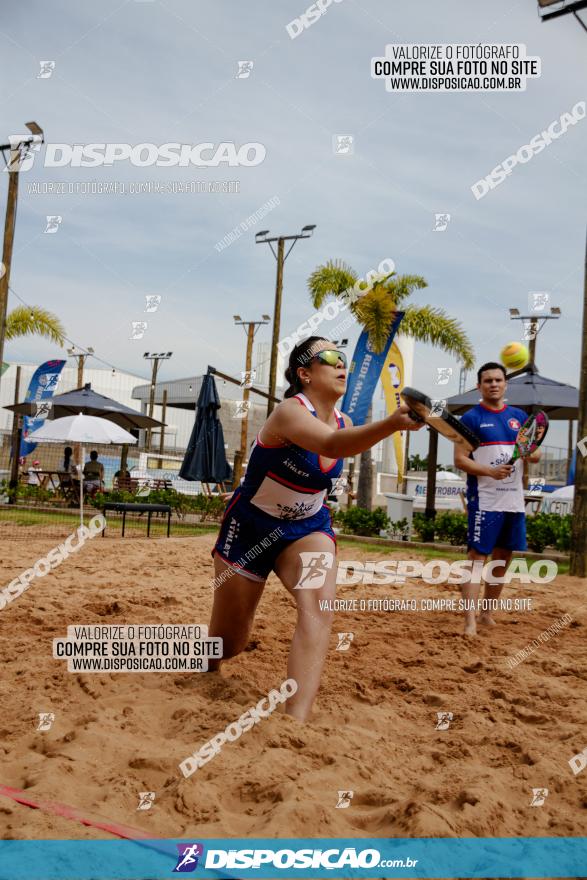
[356,404,373,509]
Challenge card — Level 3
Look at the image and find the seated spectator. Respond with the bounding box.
[27,460,42,486]
[62,446,79,484]
[113,468,131,490]
[83,450,104,496]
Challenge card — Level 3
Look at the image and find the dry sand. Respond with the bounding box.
[1,529,586,847]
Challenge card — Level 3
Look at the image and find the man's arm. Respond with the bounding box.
[454,448,513,481]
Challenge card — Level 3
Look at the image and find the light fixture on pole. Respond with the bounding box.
[143,351,172,450]
[256,224,316,416]
[508,304,561,368]
[67,346,94,388]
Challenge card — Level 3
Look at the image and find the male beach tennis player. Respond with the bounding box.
[208,336,424,721]
[454,362,541,636]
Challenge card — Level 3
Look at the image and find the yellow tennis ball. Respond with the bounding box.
[500,342,529,370]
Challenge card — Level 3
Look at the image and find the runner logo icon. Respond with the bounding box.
[295,551,334,589]
[173,843,204,872]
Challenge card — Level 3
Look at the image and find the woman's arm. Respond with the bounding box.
[265,399,423,459]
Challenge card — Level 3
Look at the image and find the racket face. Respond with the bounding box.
[401,387,480,452]
[513,411,549,459]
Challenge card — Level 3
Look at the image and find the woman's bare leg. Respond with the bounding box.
[207,555,266,671]
[274,533,337,721]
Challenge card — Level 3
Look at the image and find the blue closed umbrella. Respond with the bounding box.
[179,371,231,485]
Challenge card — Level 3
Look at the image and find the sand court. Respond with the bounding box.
[0,533,586,843]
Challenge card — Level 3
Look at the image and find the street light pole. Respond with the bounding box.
[256,224,316,416]
[0,123,44,392]
[232,314,270,487]
[0,164,19,387]
[267,237,284,418]
[143,351,172,451]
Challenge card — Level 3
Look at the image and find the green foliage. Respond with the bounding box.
[433,511,468,546]
[400,305,475,370]
[0,479,16,501]
[5,304,65,344]
[411,510,571,553]
[337,505,390,536]
[388,517,410,540]
[14,483,55,504]
[551,514,572,552]
[412,511,467,545]
[412,512,436,542]
[525,513,572,553]
[306,259,475,367]
[90,487,227,521]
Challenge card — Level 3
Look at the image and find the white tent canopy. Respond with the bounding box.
[28,413,137,525]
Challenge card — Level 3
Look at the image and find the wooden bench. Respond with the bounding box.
[102,502,172,537]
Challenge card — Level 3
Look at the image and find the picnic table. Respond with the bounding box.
[22,470,80,503]
[101,502,172,537]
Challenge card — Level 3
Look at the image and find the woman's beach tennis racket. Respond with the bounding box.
[508,411,549,464]
[401,387,480,453]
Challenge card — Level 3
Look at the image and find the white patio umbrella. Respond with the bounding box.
[436,470,461,481]
[27,413,137,526]
[549,484,574,499]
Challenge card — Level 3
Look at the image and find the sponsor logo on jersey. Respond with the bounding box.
[508,418,521,430]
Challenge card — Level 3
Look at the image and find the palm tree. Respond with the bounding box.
[307,260,474,509]
[5,305,65,346]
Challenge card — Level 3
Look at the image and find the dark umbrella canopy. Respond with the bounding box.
[179,372,231,484]
[5,382,163,430]
[447,367,579,420]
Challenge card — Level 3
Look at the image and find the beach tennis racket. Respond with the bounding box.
[508,411,549,464]
[401,387,480,453]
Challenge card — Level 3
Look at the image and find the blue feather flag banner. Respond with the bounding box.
[340,312,403,425]
[19,359,66,457]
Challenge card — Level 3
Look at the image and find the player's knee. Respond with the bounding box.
[299,603,334,631]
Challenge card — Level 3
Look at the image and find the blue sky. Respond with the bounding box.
[1,0,586,456]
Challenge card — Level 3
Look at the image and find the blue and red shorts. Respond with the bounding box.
[211,489,336,582]
[467,498,527,555]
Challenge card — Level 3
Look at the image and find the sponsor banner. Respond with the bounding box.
[380,341,405,484]
[340,313,403,426]
[0,837,586,878]
[411,478,466,510]
[19,359,66,457]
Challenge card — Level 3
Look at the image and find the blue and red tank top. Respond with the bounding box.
[237,392,345,521]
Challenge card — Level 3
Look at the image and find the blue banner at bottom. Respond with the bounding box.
[0,837,585,879]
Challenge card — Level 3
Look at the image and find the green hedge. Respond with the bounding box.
[90,488,226,521]
[335,506,390,536]
[526,513,572,553]
[412,510,571,553]
[413,511,467,545]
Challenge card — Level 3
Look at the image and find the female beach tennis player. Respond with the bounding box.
[208,336,423,721]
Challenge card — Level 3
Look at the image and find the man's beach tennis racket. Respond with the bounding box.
[508,411,549,464]
[401,387,480,453]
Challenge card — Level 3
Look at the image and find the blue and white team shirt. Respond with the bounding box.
[459,403,528,513]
